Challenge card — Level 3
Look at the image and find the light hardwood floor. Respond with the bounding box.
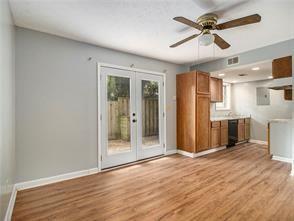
[12,143,294,221]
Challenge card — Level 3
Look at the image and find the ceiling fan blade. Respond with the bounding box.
[173,17,203,31]
[170,34,199,48]
[216,14,261,30]
[213,34,230,49]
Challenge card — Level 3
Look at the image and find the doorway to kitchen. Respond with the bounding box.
[98,64,165,169]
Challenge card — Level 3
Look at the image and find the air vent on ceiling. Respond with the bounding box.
[227,56,239,66]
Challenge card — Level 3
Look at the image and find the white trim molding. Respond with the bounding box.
[272,156,292,163]
[249,139,268,145]
[97,62,167,170]
[15,168,99,191]
[193,146,226,157]
[177,149,194,158]
[177,146,226,158]
[4,185,17,221]
[165,149,177,155]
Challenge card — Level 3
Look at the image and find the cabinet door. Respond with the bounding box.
[238,123,245,141]
[210,77,223,102]
[176,73,196,153]
[220,127,228,146]
[218,79,223,101]
[210,77,218,102]
[197,72,210,94]
[196,94,210,152]
[272,56,292,79]
[284,89,292,100]
[211,127,220,148]
[245,123,250,140]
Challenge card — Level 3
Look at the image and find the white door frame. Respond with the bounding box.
[97,63,167,171]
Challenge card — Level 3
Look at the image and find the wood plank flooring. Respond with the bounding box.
[12,143,294,221]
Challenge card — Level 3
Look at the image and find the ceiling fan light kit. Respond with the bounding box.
[170,13,261,49]
[199,30,215,46]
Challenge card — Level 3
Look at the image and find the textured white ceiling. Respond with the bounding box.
[9,0,294,64]
[211,60,272,83]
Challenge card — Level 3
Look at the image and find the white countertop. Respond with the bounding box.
[210,115,251,121]
[268,119,292,123]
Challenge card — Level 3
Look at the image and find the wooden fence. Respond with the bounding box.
[108,97,159,140]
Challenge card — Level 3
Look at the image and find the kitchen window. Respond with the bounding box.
[216,83,231,110]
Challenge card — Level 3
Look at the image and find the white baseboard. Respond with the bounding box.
[177,149,194,158]
[4,185,17,221]
[249,139,268,145]
[177,146,226,158]
[272,156,292,163]
[15,167,99,191]
[165,149,177,155]
[193,146,226,157]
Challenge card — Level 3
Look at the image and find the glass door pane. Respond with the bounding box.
[136,73,164,160]
[107,75,131,155]
[100,66,137,169]
[141,80,160,148]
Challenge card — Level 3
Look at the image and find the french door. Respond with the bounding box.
[100,66,164,169]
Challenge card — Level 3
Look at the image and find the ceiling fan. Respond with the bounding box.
[170,13,261,49]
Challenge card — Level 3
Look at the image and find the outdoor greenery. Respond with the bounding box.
[107,76,158,101]
[107,76,129,101]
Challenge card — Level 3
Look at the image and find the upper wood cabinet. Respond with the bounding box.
[272,56,292,79]
[284,89,292,101]
[197,71,210,94]
[176,71,211,153]
[210,77,223,102]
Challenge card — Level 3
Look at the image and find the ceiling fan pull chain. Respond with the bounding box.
[197,39,200,65]
[213,42,215,59]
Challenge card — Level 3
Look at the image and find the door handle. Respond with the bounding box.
[132,119,137,123]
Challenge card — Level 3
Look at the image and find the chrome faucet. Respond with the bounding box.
[227,112,233,117]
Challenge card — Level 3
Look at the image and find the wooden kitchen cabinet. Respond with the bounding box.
[211,127,221,148]
[177,71,211,153]
[220,120,228,146]
[210,77,223,102]
[238,121,245,142]
[210,120,228,148]
[245,118,250,140]
[197,95,211,152]
[284,89,292,100]
[197,71,210,94]
[272,56,292,79]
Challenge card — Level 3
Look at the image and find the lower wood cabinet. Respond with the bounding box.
[220,127,228,146]
[210,120,228,148]
[238,121,245,142]
[245,118,250,140]
[211,127,220,148]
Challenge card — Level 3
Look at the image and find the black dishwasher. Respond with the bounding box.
[228,120,238,147]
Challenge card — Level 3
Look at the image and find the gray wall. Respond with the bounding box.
[231,80,292,141]
[0,0,15,219]
[15,27,187,182]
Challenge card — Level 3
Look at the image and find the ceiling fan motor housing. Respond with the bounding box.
[197,13,218,30]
